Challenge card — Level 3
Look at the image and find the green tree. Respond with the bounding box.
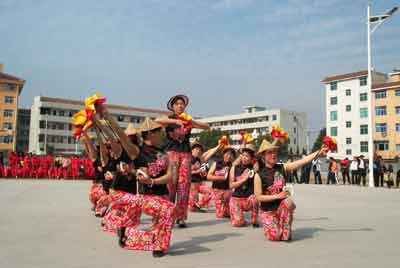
[312,127,326,152]
[197,129,231,150]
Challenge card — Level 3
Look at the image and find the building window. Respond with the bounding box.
[375,90,387,99]
[359,76,367,86]
[330,111,337,121]
[118,115,124,122]
[346,121,351,128]
[330,82,337,90]
[3,84,15,91]
[0,136,13,144]
[375,141,389,151]
[360,124,368,135]
[346,138,352,144]
[330,127,338,137]
[4,109,13,117]
[272,115,277,121]
[396,106,400,115]
[59,111,65,117]
[396,89,400,96]
[360,93,367,101]
[346,105,351,112]
[330,97,337,105]
[39,120,46,129]
[375,123,387,133]
[396,123,400,132]
[360,141,368,153]
[294,127,296,133]
[346,149,352,155]
[40,108,50,115]
[396,144,400,152]
[3,123,12,130]
[360,108,368,118]
[375,106,387,116]
[345,89,351,96]
[4,96,14,103]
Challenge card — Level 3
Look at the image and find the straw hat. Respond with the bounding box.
[240,143,257,154]
[167,94,189,111]
[257,139,279,155]
[124,123,138,136]
[139,117,163,133]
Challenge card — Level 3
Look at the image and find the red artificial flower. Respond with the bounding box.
[239,131,253,143]
[218,135,229,147]
[323,136,337,152]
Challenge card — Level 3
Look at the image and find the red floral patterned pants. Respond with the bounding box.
[167,151,191,221]
[89,183,106,210]
[261,199,295,241]
[124,195,175,252]
[95,192,113,216]
[229,195,259,227]
[213,189,232,218]
[189,182,212,211]
[102,191,139,233]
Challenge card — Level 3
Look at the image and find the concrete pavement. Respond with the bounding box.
[0,179,399,268]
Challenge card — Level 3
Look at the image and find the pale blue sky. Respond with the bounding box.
[1,0,399,133]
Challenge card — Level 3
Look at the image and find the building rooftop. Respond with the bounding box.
[372,81,400,91]
[321,70,368,83]
[0,64,25,94]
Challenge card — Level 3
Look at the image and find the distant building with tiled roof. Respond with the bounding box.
[29,96,169,154]
[322,68,400,160]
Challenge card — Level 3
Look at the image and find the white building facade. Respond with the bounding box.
[192,106,308,154]
[322,70,387,159]
[29,96,169,154]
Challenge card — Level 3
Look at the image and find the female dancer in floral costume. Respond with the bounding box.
[202,147,236,218]
[102,124,140,233]
[189,141,221,212]
[155,95,209,228]
[118,118,175,258]
[254,139,329,241]
[229,144,259,227]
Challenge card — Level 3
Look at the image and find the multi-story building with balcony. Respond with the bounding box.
[192,106,308,154]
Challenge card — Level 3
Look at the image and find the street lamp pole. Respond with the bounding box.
[367,3,374,188]
[366,4,398,187]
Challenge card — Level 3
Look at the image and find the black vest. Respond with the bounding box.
[258,163,286,211]
[165,114,192,153]
[191,156,205,183]
[135,144,169,196]
[232,164,255,198]
[212,160,231,190]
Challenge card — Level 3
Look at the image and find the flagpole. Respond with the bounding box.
[367,3,374,187]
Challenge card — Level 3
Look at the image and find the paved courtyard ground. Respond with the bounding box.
[0,179,399,268]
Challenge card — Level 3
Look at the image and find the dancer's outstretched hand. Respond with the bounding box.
[319,145,329,156]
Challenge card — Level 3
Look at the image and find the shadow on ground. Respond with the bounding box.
[293,227,374,241]
[168,232,243,256]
